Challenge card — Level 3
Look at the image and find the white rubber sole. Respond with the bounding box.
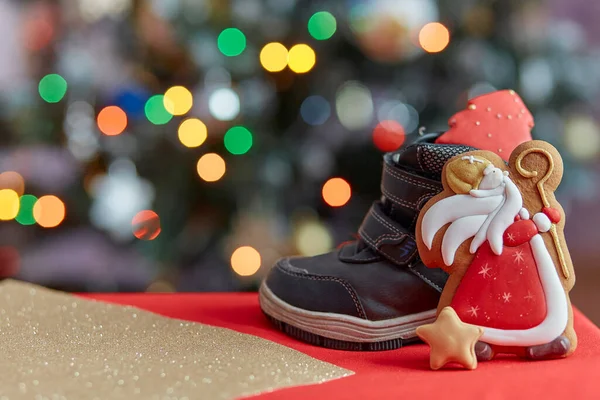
[259,282,437,343]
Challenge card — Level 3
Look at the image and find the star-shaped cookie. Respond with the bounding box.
[416,306,484,370]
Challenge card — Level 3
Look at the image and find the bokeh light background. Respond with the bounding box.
[1,0,600,321]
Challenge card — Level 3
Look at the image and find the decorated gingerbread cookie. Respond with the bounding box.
[415,140,576,370]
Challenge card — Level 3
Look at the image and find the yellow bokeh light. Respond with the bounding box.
[0,189,20,220]
[418,22,450,53]
[178,118,208,148]
[295,221,333,256]
[33,195,65,228]
[260,42,289,72]
[231,246,262,276]
[197,153,226,182]
[163,86,193,116]
[288,44,316,73]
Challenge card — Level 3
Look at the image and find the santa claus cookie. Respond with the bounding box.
[415,140,576,370]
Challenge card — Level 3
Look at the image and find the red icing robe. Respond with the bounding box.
[450,219,548,329]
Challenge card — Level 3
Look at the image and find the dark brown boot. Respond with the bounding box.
[260,134,475,350]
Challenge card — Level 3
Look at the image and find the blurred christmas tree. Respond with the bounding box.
[0,0,599,292]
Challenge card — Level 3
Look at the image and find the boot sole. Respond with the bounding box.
[259,282,436,351]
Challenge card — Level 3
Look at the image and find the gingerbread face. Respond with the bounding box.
[415,140,576,370]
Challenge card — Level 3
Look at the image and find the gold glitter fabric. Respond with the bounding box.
[0,280,352,399]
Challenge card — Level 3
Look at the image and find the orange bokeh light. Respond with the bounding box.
[419,22,450,53]
[322,178,351,207]
[132,210,161,240]
[97,106,128,136]
[33,195,65,228]
[373,120,406,152]
[230,246,262,276]
[0,171,25,196]
[197,153,226,182]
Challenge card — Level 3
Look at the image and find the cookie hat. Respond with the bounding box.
[436,90,534,160]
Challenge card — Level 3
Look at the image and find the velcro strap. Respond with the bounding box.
[358,202,417,267]
[381,161,442,213]
[358,201,449,292]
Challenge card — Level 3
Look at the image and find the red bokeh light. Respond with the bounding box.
[373,120,406,152]
[132,210,161,240]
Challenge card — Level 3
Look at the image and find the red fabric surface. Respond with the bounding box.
[81,293,600,399]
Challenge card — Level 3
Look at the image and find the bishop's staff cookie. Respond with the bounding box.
[415,140,576,370]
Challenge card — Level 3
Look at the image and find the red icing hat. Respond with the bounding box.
[435,90,533,160]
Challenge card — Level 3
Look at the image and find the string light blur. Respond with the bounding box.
[163,86,193,116]
[373,120,406,152]
[564,115,600,161]
[377,101,419,134]
[230,246,262,276]
[300,96,331,126]
[260,42,288,72]
[308,11,337,40]
[79,0,131,22]
[322,178,351,207]
[204,67,232,90]
[145,95,173,125]
[197,153,226,182]
[178,118,208,148]
[217,28,247,57]
[38,74,67,103]
[15,195,37,226]
[132,210,161,240]
[146,280,176,293]
[0,171,25,196]
[288,44,316,74]
[0,189,20,221]
[295,221,333,256]
[115,88,149,120]
[33,195,65,228]
[224,126,253,155]
[97,106,128,136]
[419,22,450,53]
[336,81,374,130]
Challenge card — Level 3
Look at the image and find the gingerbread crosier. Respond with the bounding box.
[415,140,576,370]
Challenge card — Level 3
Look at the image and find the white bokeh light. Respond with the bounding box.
[335,81,373,130]
[89,159,155,241]
[208,88,240,121]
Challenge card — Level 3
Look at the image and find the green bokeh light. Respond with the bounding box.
[38,74,68,103]
[217,28,247,57]
[16,195,37,226]
[224,126,253,155]
[308,11,337,40]
[145,95,173,125]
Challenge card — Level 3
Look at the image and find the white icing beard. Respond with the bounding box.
[421,175,523,266]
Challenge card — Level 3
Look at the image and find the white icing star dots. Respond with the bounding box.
[468,306,480,317]
[502,292,512,303]
[478,264,492,278]
[525,291,534,301]
[513,250,525,264]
